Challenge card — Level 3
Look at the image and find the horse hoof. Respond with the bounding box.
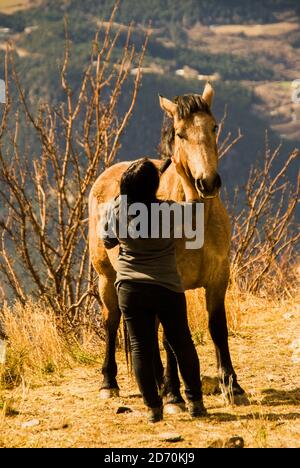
[220,387,249,406]
[99,388,119,399]
[164,402,186,414]
[232,393,250,406]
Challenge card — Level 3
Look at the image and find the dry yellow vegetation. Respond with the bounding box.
[0,287,299,448]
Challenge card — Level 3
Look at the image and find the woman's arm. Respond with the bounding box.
[171,151,199,201]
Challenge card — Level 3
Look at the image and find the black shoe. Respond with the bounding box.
[148,406,163,423]
[188,400,207,418]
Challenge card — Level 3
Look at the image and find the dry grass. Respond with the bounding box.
[0,286,299,448]
[0,301,72,389]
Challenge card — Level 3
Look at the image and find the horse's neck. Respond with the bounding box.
[158,163,216,227]
[159,164,185,201]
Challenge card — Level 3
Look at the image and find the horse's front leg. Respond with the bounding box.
[162,333,186,413]
[99,276,121,399]
[205,279,245,402]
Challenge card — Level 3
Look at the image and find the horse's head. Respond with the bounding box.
[159,83,221,199]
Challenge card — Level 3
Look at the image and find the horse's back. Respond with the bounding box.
[90,161,130,204]
[89,159,158,274]
[89,162,129,274]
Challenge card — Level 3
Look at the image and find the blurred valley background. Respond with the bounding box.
[0,0,299,189]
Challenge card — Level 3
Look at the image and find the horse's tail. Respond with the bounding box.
[123,316,132,374]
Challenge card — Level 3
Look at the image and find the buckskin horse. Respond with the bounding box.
[89,82,245,408]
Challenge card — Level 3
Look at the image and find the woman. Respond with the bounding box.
[100,155,206,423]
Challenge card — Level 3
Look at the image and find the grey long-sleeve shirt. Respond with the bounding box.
[100,196,200,293]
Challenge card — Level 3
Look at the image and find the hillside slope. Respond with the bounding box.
[0,0,299,188]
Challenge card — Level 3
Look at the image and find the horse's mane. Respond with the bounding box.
[158,94,211,161]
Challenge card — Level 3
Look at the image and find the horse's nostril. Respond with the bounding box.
[201,179,210,193]
[197,174,221,194]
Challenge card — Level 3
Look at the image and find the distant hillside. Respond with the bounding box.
[44,0,300,26]
[0,0,299,192]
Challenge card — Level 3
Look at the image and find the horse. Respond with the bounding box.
[89,82,245,408]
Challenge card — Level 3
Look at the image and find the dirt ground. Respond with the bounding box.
[0,295,299,449]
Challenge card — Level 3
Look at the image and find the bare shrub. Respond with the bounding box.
[227,138,299,297]
[0,9,147,331]
[186,130,299,334]
[218,113,299,299]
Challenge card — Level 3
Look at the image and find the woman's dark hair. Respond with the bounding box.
[120,157,159,204]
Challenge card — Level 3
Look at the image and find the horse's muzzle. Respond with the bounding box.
[195,173,222,199]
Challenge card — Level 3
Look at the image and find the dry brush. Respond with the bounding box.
[0,10,147,333]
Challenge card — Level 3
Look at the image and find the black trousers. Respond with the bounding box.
[118,281,202,408]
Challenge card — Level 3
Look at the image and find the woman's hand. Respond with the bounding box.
[172,150,199,201]
[171,150,187,178]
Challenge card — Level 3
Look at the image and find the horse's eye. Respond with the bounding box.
[213,124,219,133]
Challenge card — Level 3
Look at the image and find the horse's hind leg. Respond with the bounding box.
[205,278,245,401]
[98,274,121,399]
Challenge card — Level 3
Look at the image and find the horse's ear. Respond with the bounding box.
[159,94,177,118]
[202,82,214,107]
